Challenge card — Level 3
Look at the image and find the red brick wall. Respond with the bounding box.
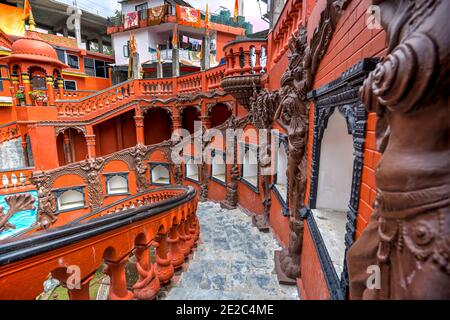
[300,223,330,300]
[307,0,387,239]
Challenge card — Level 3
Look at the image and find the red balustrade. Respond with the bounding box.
[0,167,34,194]
[223,39,268,77]
[53,65,227,121]
[55,80,136,119]
[56,90,97,100]
[0,186,199,300]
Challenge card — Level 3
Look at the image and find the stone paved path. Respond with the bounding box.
[164,202,299,300]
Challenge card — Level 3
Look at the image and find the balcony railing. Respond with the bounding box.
[54,65,227,120]
[0,185,199,300]
[56,90,97,100]
[221,39,268,107]
[0,167,34,193]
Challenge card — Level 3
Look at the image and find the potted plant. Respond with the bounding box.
[29,90,48,106]
[14,87,26,106]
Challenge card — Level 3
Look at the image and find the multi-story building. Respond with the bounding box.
[107,0,252,82]
[0,0,447,301]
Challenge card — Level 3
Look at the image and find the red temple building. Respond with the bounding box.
[0,0,448,301]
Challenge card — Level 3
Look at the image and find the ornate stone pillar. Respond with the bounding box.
[21,73,32,105]
[168,223,184,269]
[154,234,174,284]
[178,220,190,258]
[46,75,55,105]
[184,218,194,252]
[63,131,73,164]
[85,126,96,159]
[172,107,182,130]
[132,245,160,300]
[134,115,145,145]
[104,256,134,300]
[57,78,64,99]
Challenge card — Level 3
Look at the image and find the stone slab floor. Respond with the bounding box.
[164,202,299,300]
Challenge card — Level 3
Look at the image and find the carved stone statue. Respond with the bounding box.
[80,158,105,210]
[30,172,57,229]
[348,0,450,299]
[132,144,150,192]
[222,164,239,210]
[250,88,279,231]
[37,186,57,229]
[274,0,347,283]
[221,115,239,210]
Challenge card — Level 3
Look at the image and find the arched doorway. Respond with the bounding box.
[210,103,232,128]
[56,128,88,166]
[143,108,172,145]
[181,106,201,134]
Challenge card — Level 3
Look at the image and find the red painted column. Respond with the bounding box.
[134,115,145,145]
[178,220,190,258]
[57,78,64,99]
[168,224,184,269]
[104,256,133,300]
[132,245,160,300]
[22,73,32,105]
[154,234,174,284]
[46,75,55,106]
[85,126,96,159]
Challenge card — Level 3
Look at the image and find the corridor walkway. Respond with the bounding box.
[164,202,299,300]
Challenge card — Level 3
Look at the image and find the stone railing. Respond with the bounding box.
[221,39,268,108]
[0,168,34,193]
[0,185,199,300]
[56,90,97,100]
[53,65,227,121]
[55,80,136,119]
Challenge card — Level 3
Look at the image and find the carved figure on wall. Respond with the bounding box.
[30,172,58,229]
[0,194,35,233]
[348,0,450,300]
[222,164,239,210]
[250,87,280,231]
[36,186,57,229]
[274,1,347,283]
[131,144,150,192]
[80,158,105,210]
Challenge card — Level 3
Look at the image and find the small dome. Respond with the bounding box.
[11,31,58,60]
[0,30,66,68]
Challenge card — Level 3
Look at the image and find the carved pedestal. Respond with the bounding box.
[132,245,160,300]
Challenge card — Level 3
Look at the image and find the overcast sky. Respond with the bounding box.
[55,0,268,32]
